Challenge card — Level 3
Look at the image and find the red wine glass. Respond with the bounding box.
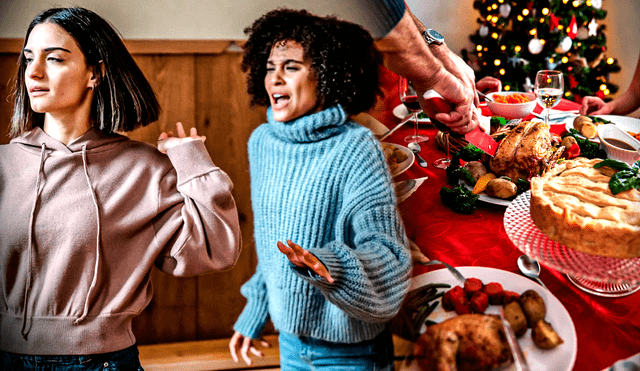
[398,77,428,143]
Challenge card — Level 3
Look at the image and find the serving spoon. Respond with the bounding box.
[517,255,547,289]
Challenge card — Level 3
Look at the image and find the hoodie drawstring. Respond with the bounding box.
[74,144,102,325]
[21,144,47,339]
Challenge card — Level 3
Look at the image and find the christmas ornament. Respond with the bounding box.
[590,52,604,68]
[568,15,578,39]
[499,4,511,18]
[569,74,579,89]
[555,36,573,53]
[591,0,602,9]
[528,37,543,55]
[479,24,489,38]
[549,13,560,32]
[523,77,533,92]
[577,27,589,40]
[546,57,560,70]
[588,18,598,37]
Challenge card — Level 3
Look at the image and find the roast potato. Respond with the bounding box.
[502,301,527,338]
[463,161,488,183]
[484,178,517,199]
[531,320,564,349]
[573,115,592,132]
[518,290,546,327]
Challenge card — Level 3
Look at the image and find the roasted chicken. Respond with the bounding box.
[490,121,564,182]
[415,314,511,371]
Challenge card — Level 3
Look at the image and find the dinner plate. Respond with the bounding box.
[459,179,511,207]
[393,104,431,124]
[382,142,414,177]
[563,114,640,143]
[411,266,578,371]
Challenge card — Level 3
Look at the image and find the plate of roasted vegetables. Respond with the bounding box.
[405,266,577,371]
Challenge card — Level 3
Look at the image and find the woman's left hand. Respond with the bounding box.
[157,122,206,153]
[277,240,334,283]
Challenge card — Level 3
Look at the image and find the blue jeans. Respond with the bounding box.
[278,329,394,371]
[0,344,143,371]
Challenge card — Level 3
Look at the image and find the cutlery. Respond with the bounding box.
[407,142,428,168]
[499,307,530,371]
[517,255,547,289]
[419,260,465,284]
[422,90,499,157]
[394,178,416,197]
[477,91,494,102]
[378,113,416,141]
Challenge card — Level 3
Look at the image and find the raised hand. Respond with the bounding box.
[277,240,334,283]
[157,122,206,153]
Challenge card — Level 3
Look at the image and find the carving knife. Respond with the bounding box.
[422,90,499,157]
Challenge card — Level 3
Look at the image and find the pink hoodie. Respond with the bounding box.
[0,127,241,355]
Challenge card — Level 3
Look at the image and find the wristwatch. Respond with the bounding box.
[423,28,445,46]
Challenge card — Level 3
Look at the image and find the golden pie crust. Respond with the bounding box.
[530,157,640,258]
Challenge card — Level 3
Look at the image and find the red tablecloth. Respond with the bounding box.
[371,69,640,371]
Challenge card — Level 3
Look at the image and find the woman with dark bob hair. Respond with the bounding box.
[230,8,411,370]
[0,7,241,370]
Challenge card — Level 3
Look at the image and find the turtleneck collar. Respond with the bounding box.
[266,105,347,143]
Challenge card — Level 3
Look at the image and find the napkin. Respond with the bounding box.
[395,176,428,204]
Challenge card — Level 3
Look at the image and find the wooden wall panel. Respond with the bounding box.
[0,54,18,143]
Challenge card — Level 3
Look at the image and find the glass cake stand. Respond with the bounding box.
[504,191,640,297]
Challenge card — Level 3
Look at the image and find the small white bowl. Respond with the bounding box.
[597,124,640,164]
[486,91,537,119]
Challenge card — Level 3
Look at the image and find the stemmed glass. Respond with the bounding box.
[534,70,564,125]
[433,133,451,169]
[398,77,428,143]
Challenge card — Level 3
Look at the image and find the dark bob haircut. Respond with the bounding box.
[10,7,160,138]
[241,8,383,116]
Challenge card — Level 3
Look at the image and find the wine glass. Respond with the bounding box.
[433,132,451,169]
[398,77,428,143]
[534,70,564,126]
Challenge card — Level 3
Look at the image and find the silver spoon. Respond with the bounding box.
[517,255,547,289]
[407,142,428,168]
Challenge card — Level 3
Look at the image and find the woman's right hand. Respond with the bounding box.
[229,331,270,365]
[157,122,206,154]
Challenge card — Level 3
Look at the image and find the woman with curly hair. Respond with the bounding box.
[229,8,411,370]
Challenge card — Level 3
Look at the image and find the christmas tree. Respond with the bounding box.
[462,0,621,102]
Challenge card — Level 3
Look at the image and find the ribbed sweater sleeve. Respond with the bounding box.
[233,268,270,339]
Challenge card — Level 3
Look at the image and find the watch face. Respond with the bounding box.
[426,29,444,43]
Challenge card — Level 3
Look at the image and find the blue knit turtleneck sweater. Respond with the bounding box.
[234,105,411,344]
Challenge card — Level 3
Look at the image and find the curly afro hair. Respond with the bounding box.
[242,8,383,116]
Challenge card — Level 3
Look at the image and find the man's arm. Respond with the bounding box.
[375,10,477,133]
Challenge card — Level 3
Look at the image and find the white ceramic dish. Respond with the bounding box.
[598,124,640,164]
[393,104,431,124]
[382,142,414,177]
[486,91,537,119]
[563,114,640,143]
[460,179,511,207]
[411,266,577,371]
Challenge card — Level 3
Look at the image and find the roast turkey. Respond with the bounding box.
[490,121,564,182]
[414,314,512,371]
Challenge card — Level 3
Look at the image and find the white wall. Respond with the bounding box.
[1,0,638,96]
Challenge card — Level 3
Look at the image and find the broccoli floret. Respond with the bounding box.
[562,129,607,159]
[456,144,485,162]
[440,184,479,214]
